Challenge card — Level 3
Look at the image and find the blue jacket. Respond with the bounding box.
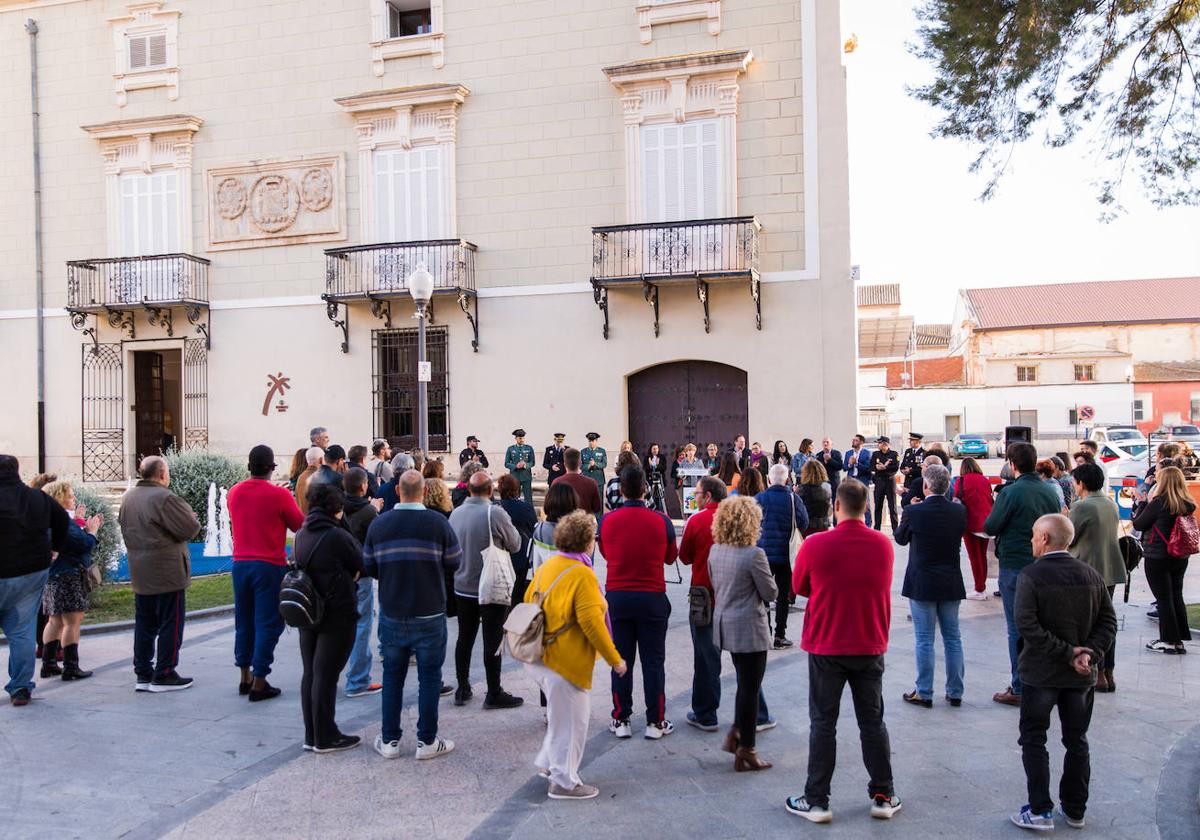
[754,485,809,567]
[48,519,96,579]
[362,507,462,619]
[844,448,872,483]
[895,495,966,602]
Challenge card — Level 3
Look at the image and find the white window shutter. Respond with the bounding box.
[148,32,167,67]
[662,125,682,221]
[700,120,721,217]
[128,35,147,70]
[374,146,443,242]
[642,125,663,223]
[681,123,700,221]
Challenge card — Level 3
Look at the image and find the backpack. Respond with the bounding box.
[502,565,578,663]
[1168,512,1200,557]
[1118,534,1143,604]
[279,531,329,629]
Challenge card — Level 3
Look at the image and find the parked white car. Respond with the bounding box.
[1101,441,1150,481]
[1088,426,1146,447]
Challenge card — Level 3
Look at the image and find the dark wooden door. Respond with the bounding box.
[133,351,165,463]
[627,361,748,458]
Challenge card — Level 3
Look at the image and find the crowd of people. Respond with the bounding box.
[0,422,1192,829]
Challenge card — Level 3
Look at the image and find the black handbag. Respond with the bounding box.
[688,585,713,627]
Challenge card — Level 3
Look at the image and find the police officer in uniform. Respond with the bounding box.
[504,429,536,506]
[459,435,489,468]
[583,432,607,496]
[543,433,566,486]
[899,432,926,507]
[870,436,900,531]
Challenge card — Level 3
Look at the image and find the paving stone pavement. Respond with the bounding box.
[3,542,1199,840]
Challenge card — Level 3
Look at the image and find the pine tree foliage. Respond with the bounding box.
[912,0,1200,211]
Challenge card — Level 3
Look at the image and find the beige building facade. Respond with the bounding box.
[1,0,854,480]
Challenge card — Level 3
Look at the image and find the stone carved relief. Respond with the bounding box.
[205,154,345,250]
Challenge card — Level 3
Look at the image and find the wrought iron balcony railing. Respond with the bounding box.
[67,253,210,310]
[324,239,477,300]
[322,239,479,355]
[589,216,763,339]
[590,216,760,284]
[65,253,212,349]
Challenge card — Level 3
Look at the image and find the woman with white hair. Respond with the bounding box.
[754,463,809,649]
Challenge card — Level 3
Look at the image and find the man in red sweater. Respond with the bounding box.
[680,476,773,732]
[556,448,603,515]
[597,465,678,740]
[786,480,901,824]
[227,445,304,702]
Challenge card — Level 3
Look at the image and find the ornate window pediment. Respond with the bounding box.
[603,50,751,222]
[637,0,722,45]
[336,84,469,242]
[81,114,201,255]
[108,1,181,107]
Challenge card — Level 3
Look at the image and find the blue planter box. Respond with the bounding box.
[110,543,233,582]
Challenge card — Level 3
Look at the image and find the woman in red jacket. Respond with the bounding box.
[955,458,994,599]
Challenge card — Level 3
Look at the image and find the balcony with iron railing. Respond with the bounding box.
[322,239,479,353]
[66,253,211,348]
[589,216,762,338]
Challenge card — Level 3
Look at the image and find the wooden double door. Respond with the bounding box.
[627,361,748,459]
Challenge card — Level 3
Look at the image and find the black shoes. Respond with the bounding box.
[41,640,63,678]
[248,682,282,702]
[149,673,194,693]
[60,644,92,681]
[483,691,524,710]
[440,683,454,697]
[902,691,932,709]
[10,688,31,707]
[945,696,963,707]
[773,636,794,649]
[454,685,473,706]
[312,735,361,754]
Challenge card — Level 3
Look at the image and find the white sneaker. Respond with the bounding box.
[1059,807,1085,829]
[786,796,832,823]
[135,681,151,692]
[870,795,902,819]
[755,717,778,732]
[373,733,401,759]
[966,591,989,601]
[644,719,674,740]
[608,718,632,739]
[415,735,455,760]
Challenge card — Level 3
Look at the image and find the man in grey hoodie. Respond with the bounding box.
[448,470,521,709]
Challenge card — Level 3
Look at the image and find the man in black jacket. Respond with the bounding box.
[870,437,900,531]
[1010,514,1117,831]
[0,455,70,706]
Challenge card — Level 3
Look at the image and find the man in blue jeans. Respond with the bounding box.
[0,455,70,706]
[985,442,1062,706]
[361,470,462,760]
[340,468,383,699]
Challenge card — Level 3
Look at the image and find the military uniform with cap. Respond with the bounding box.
[899,433,926,508]
[459,436,489,468]
[543,433,566,485]
[870,436,900,531]
[582,433,607,495]
[504,429,536,505]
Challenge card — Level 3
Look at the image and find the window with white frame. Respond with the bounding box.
[1016,364,1038,383]
[119,170,181,256]
[370,0,444,74]
[335,83,468,244]
[604,50,751,223]
[1074,363,1096,382]
[374,146,444,241]
[642,120,722,223]
[109,2,180,106]
[1133,393,1151,421]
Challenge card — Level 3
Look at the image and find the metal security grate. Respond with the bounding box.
[81,343,125,481]
[372,326,449,452]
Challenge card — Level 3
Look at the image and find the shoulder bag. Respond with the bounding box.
[788,493,803,560]
[503,564,579,663]
[477,505,517,606]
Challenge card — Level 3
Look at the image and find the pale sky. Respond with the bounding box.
[840,0,1200,323]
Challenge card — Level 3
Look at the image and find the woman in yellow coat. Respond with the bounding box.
[524,511,626,800]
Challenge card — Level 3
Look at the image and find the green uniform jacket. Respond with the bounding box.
[583,445,607,490]
[983,473,1063,571]
[1068,493,1127,588]
[505,444,535,482]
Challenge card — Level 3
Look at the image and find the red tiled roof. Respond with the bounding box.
[857,283,901,307]
[965,277,1200,330]
[861,356,965,389]
[1133,361,1200,383]
[915,323,951,347]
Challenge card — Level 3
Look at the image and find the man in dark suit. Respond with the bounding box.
[458,435,489,468]
[542,433,566,485]
[817,437,844,496]
[893,463,967,708]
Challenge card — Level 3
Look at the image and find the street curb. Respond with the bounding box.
[81,604,234,636]
[0,604,234,645]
